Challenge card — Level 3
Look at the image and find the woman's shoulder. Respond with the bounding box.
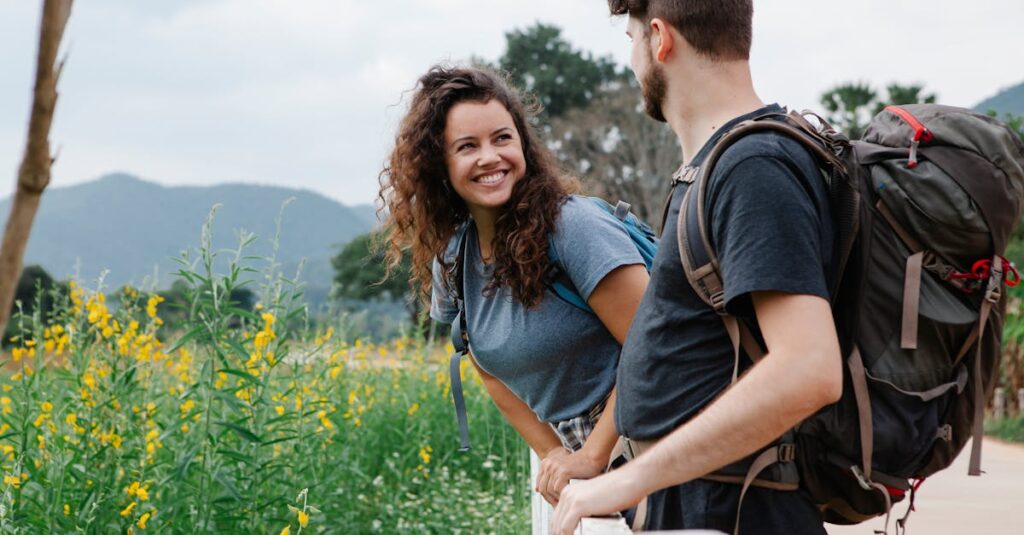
[558,195,608,224]
[551,195,632,253]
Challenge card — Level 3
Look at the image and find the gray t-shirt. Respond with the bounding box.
[430,196,644,422]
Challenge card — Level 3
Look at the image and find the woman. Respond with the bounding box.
[378,65,649,504]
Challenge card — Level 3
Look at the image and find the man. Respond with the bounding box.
[551,1,843,534]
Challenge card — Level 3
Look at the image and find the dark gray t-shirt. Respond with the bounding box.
[431,196,644,422]
[615,105,835,440]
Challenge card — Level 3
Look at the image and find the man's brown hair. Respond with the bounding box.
[609,0,753,61]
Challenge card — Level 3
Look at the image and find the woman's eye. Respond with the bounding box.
[457,143,474,152]
[496,134,513,142]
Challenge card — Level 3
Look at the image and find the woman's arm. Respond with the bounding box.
[471,352,565,459]
[536,263,649,504]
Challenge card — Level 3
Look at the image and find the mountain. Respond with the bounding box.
[3,173,372,305]
[350,203,382,229]
[974,81,1024,116]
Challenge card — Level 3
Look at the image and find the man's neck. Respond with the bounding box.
[662,62,764,167]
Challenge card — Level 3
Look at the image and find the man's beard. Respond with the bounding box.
[640,62,668,123]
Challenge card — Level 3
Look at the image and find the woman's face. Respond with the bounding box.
[443,99,527,222]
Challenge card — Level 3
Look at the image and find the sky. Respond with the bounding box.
[1,0,1022,207]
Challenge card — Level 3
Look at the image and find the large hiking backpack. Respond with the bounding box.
[447,196,658,450]
[676,104,1024,530]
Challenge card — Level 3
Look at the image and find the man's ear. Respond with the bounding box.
[650,18,674,62]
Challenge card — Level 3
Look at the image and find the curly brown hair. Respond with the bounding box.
[378,65,579,308]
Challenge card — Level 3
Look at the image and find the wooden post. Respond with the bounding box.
[1018,388,1024,417]
[0,0,73,336]
[994,387,1006,420]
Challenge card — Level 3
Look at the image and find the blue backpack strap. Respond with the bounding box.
[545,196,660,313]
[545,242,592,312]
[448,223,473,451]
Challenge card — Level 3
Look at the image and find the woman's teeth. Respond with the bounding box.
[477,172,504,184]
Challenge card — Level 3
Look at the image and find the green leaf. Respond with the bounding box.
[215,448,254,466]
[225,339,251,360]
[166,326,204,354]
[219,367,263,387]
[215,420,261,443]
[260,434,298,446]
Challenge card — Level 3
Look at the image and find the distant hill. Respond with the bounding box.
[2,173,372,306]
[350,203,382,229]
[974,81,1024,116]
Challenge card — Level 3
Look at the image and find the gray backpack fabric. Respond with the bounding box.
[676,104,1024,532]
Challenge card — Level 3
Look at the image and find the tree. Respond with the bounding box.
[3,265,65,345]
[820,82,938,139]
[495,23,675,225]
[551,80,677,227]
[820,82,878,139]
[498,23,619,122]
[331,232,420,326]
[990,111,1024,268]
[0,0,73,338]
[876,83,937,114]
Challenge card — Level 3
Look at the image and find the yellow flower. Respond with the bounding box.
[275,406,285,416]
[65,413,77,425]
[297,510,309,528]
[280,526,290,535]
[181,423,189,433]
[63,503,70,516]
[41,401,53,413]
[138,511,151,529]
[120,501,136,516]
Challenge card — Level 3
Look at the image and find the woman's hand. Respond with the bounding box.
[535,446,606,505]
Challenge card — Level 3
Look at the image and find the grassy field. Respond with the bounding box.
[0,218,529,534]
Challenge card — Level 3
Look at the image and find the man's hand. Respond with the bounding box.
[535,447,606,505]
[550,468,645,535]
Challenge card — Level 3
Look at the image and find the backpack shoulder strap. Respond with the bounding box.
[448,222,473,452]
[677,114,846,314]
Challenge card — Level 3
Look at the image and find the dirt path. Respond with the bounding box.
[827,438,1024,535]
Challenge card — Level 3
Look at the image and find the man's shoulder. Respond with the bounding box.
[712,128,818,173]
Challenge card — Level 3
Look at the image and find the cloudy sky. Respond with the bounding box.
[1,0,1021,207]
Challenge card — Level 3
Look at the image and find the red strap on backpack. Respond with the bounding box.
[946,256,1019,290]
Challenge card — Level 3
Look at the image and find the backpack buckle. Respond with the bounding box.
[985,258,1005,304]
[851,465,873,491]
[672,165,697,184]
[778,443,795,463]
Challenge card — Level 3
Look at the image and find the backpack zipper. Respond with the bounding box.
[884,106,934,168]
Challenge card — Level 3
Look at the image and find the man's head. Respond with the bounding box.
[609,0,753,61]
[612,1,753,122]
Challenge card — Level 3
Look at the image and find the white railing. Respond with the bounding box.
[530,450,725,535]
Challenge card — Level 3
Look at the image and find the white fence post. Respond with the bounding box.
[532,449,553,535]
[994,387,1006,420]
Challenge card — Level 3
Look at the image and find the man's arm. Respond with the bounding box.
[551,291,842,535]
